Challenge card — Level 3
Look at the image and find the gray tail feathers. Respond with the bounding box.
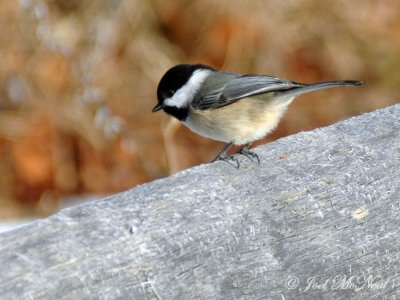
[279,80,365,97]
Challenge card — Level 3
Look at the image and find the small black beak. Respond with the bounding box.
[152,103,163,112]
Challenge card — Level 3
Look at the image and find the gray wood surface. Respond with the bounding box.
[1,104,399,300]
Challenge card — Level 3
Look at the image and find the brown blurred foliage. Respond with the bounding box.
[0,0,399,218]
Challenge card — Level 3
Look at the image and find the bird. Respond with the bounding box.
[152,64,364,166]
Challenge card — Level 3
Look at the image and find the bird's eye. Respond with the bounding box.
[166,90,175,98]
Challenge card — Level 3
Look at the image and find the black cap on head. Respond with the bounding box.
[155,64,215,105]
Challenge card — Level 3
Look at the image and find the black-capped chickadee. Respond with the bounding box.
[152,64,364,164]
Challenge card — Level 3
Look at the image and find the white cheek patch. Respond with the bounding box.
[164,69,211,108]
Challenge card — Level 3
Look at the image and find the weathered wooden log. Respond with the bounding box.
[1,104,399,299]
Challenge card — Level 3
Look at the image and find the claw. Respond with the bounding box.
[236,143,260,164]
[227,155,240,168]
[211,142,259,168]
[212,155,239,168]
[210,142,239,168]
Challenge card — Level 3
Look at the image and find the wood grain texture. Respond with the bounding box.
[1,104,399,300]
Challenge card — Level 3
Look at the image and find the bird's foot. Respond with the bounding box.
[210,142,240,168]
[236,144,260,164]
[211,153,240,168]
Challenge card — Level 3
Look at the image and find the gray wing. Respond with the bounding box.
[194,75,305,110]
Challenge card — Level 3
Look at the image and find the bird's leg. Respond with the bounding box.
[211,142,240,168]
[211,142,234,162]
[236,143,260,164]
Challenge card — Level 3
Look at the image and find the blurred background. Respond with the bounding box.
[0,0,399,223]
